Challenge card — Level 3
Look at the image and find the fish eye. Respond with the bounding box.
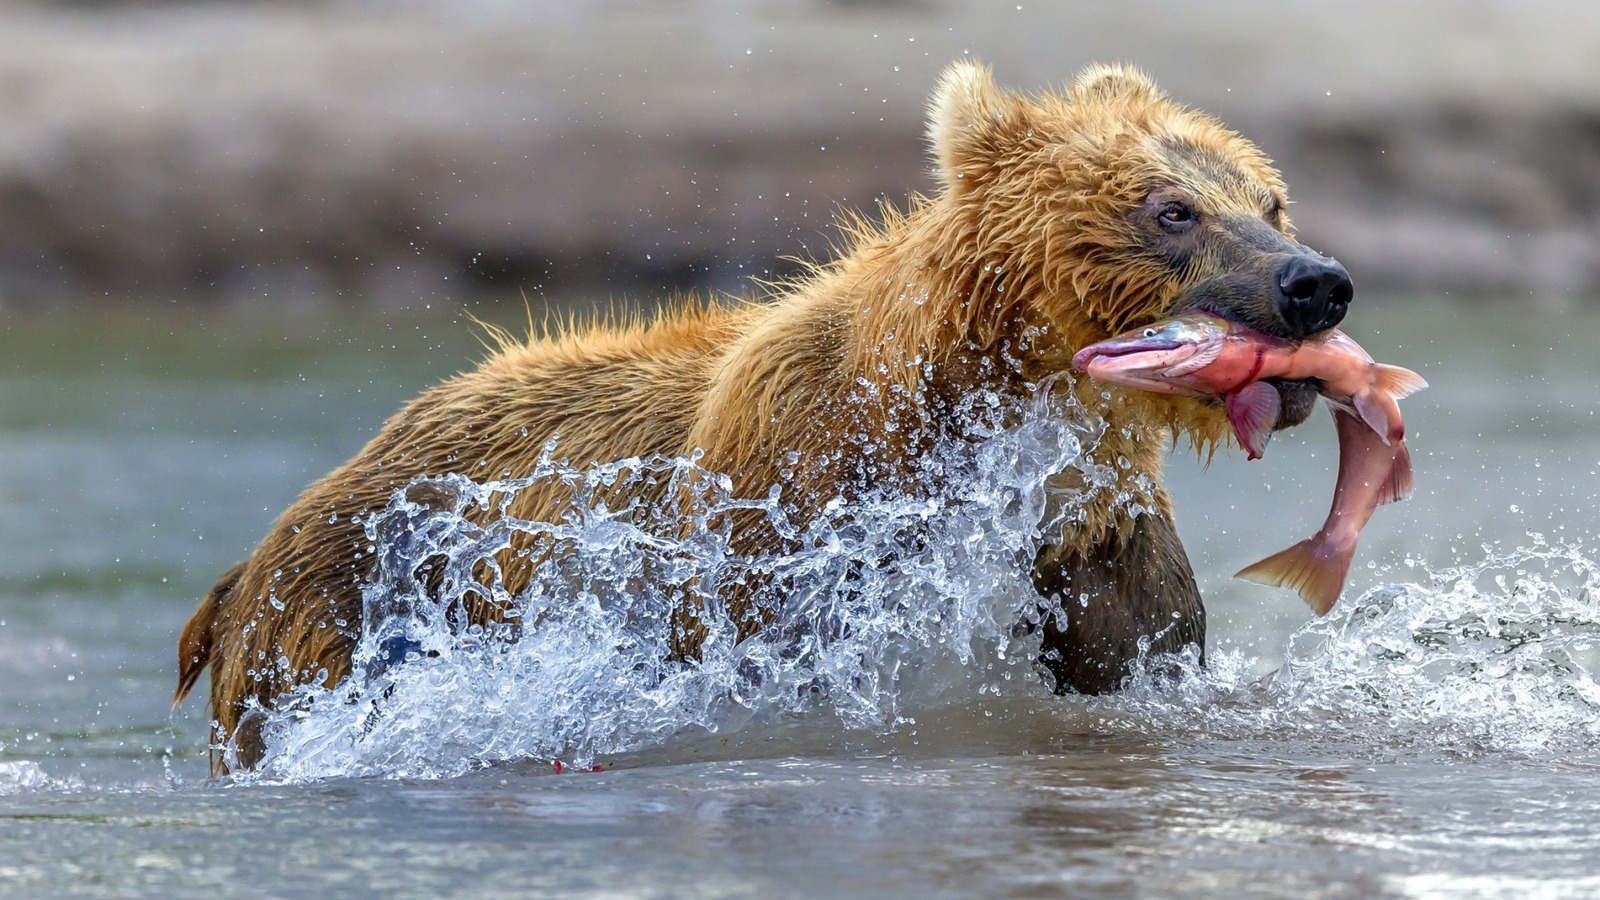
[1142,327,1158,337]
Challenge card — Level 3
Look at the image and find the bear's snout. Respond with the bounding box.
[1276,253,1353,337]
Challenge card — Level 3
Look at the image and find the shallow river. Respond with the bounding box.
[2,297,1598,898]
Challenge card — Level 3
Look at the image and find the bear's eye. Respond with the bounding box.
[1157,200,1196,231]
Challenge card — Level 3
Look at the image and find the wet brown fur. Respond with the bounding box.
[177,62,1309,770]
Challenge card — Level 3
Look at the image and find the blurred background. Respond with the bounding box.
[1,0,1598,309]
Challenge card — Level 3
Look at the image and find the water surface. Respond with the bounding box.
[2,297,1597,898]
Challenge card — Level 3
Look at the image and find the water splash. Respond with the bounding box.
[0,760,52,795]
[242,380,1119,781]
[234,370,1600,782]
[1105,539,1600,760]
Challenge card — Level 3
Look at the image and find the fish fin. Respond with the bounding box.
[1162,339,1224,378]
[1323,396,1355,418]
[1352,365,1425,444]
[1378,439,1415,506]
[1235,539,1350,615]
[1351,392,1394,445]
[1225,382,1280,461]
[1372,363,1428,400]
[1332,409,1413,506]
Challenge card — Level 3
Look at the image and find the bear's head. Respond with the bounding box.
[927,60,1351,355]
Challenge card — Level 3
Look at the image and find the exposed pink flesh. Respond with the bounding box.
[1073,314,1425,455]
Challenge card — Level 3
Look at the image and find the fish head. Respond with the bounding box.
[1071,314,1227,395]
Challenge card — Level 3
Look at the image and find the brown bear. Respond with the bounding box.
[176,60,1352,770]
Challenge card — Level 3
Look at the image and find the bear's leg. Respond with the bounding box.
[1029,499,1205,694]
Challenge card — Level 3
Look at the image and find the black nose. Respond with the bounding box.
[1276,254,1353,336]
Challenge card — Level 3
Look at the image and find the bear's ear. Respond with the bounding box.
[1070,63,1165,105]
[927,59,1027,193]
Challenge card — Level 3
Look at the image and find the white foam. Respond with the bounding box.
[1104,538,1600,759]
[0,760,52,795]
[242,379,1120,782]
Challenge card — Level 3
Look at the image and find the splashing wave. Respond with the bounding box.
[1105,540,1600,760]
[0,760,53,795]
[235,376,1600,782]
[242,382,1119,781]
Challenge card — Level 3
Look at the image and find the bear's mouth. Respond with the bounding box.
[1155,299,1322,432]
[1176,300,1294,342]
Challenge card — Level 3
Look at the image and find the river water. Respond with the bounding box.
[2,297,1597,898]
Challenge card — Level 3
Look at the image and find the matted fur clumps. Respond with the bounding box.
[178,60,1310,770]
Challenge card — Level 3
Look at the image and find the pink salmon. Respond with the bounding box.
[1071,313,1427,614]
[1234,407,1413,613]
[1071,314,1424,458]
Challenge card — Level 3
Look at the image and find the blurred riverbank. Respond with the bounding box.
[2,0,1598,308]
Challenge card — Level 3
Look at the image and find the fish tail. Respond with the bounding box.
[1234,538,1351,615]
